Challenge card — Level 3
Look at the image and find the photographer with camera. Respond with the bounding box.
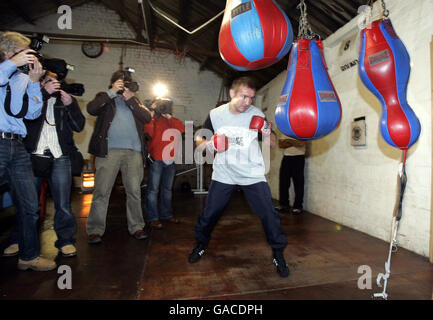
[143,98,185,230]
[0,31,57,271]
[86,70,152,244]
[15,71,84,258]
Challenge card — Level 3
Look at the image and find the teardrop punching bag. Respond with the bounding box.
[359,19,420,150]
[218,0,293,71]
[275,38,342,139]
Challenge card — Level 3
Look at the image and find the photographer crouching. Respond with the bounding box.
[0,31,56,271]
[86,70,153,244]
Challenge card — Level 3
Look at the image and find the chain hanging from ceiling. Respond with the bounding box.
[296,0,318,39]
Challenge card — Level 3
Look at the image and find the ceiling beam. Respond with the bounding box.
[140,0,154,47]
[101,0,146,43]
[333,0,359,18]
[309,1,349,26]
[176,0,192,50]
[7,0,35,25]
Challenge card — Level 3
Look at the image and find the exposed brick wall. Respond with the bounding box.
[12,2,223,158]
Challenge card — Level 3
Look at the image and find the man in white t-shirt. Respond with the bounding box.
[188,77,289,278]
[276,138,306,214]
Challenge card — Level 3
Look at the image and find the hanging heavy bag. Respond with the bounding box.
[358,17,420,150]
[275,1,341,140]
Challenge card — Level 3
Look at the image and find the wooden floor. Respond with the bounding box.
[0,186,432,301]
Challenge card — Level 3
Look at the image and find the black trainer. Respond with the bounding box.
[273,249,290,278]
[188,243,206,263]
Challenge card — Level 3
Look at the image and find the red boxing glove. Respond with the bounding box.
[207,134,229,152]
[250,116,272,136]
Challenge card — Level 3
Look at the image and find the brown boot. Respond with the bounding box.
[149,220,163,230]
[3,243,19,257]
[162,217,180,224]
[60,244,77,257]
[18,256,56,271]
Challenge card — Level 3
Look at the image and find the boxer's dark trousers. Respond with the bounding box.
[194,180,287,249]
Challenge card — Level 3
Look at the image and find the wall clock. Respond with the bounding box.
[81,42,104,58]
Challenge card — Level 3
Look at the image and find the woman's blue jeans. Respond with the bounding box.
[145,160,176,222]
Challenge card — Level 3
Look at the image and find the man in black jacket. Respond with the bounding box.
[86,70,152,244]
[3,71,85,258]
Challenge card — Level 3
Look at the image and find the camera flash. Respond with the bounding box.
[153,83,168,98]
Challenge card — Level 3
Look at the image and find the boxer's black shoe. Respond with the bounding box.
[188,243,206,263]
[273,249,290,278]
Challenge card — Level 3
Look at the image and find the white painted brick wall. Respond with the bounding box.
[12,2,223,159]
[258,0,432,257]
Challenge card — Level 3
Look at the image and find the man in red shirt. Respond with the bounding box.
[144,98,185,229]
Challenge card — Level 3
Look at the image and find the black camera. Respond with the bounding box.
[115,68,139,95]
[50,81,85,99]
[122,81,139,93]
[17,34,70,80]
[60,82,85,96]
[152,98,173,117]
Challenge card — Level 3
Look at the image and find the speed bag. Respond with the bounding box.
[218,0,293,71]
[275,38,342,140]
[359,19,420,150]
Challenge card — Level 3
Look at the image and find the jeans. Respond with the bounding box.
[9,155,77,250]
[38,155,76,249]
[145,160,176,222]
[0,139,40,261]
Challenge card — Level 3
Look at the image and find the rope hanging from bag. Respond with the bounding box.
[373,150,407,300]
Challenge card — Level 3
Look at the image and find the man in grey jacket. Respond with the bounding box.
[86,70,152,244]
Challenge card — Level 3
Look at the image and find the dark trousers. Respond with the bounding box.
[279,155,305,209]
[194,180,287,249]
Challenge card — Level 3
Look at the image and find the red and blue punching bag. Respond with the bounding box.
[275,38,342,139]
[218,0,293,71]
[359,19,420,150]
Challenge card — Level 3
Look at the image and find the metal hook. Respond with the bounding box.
[381,0,390,18]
